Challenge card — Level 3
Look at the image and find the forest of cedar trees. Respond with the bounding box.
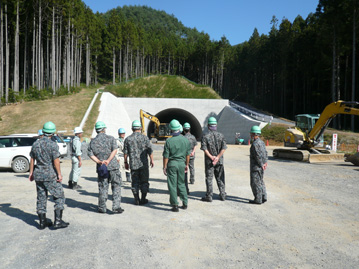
[0,0,358,130]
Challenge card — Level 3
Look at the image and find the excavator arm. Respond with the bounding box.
[304,101,359,148]
[140,109,161,135]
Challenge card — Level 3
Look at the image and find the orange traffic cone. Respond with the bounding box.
[248,139,250,145]
[266,140,269,146]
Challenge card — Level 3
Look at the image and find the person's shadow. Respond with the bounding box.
[0,203,38,229]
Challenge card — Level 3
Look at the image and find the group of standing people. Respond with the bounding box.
[28,117,268,230]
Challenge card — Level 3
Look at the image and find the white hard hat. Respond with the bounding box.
[74,127,83,134]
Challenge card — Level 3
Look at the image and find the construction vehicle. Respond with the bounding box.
[273,100,359,163]
[140,109,172,140]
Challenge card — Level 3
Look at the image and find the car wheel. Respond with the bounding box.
[12,157,29,173]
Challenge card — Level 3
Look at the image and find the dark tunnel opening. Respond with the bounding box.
[147,108,202,140]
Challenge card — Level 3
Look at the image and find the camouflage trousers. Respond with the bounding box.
[188,157,195,183]
[69,156,81,183]
[131,167,149,194]
[250,169,267,203]
[36,180,65,214]
[98,170,122,212]
[204,163,225,198]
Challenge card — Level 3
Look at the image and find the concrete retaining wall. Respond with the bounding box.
[92,92,268,144]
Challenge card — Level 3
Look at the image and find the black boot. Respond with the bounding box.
[72,182,82,190]
[140,192,148,205]
[53,210,69,229]
[126,172,131,182]
[38,213,52,230]
[171,205,179,212]
[68,180,73,189]
[133,193,140,205]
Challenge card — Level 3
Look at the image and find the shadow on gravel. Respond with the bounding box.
[145,201,173,212]
[14,174,29,178]
[0,203,38,228]
[267,156,298,163]
[149,187,169,195]
[65,198,98,212]
[225,195,251,204]
[83,176,98,182]
[149,177,167,183]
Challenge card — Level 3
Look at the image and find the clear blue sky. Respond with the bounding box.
[83,0,319,45]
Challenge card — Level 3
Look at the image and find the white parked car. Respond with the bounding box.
[50,134,68,158]
[0,135,38,173]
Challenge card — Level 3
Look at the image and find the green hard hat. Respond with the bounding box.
[183,122,191,129]
[169,119,181,131]
[95,121,106,130]
[42,121,56,134]
[208,117,217,125]
[250,125,261,134]
[132,120,141,128]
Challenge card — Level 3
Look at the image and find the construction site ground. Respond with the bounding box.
[0,145,358,268]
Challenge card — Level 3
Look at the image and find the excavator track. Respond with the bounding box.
[272,148,310,162]
[273,148,344,163]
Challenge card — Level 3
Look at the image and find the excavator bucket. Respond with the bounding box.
[308,153,344,163]
[344,152,359,166]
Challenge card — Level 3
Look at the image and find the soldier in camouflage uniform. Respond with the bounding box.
[88,121,124,214]
[249,125,268,205]
[124,120,154,205]
[68,127,83,190]
[29,121,69,229]
[183,122,197,186]
[200,117,227,202]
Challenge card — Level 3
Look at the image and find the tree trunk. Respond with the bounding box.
[0,4,3,102]
[32,15,35,87]
[113,46,116,84]
[331,28,337,128]
[351,5,357,131]
[119,48,122,83]
[5,3,9,103]
[52,6,56,93]
[14,0,19,93]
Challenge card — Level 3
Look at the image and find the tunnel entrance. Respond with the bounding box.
[147,108,202,140]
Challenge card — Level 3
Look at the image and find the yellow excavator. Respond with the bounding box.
[140,109,172,140]
[273,100,359,163]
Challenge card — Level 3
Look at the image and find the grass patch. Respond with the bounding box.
[83,92,102,139]
[0,87,100,136]
[261,124,287,143]
[106,75,221,99]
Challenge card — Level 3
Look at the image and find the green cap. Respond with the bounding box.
[42,121,56,134]
[169,119,181,131]
[183,122,191,129]
[250,125,261,134]
[208,117,217,125]
[95,121,106,130]
[132,120,141,129]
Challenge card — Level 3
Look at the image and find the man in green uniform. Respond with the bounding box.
[163,119,191,212]
[68,126,83,190]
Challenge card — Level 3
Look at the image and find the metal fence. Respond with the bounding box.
[229,101,273,123]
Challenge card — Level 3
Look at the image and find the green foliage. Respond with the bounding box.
[105,75,221,99]
[2,86,81,103]
[261,125,287,142]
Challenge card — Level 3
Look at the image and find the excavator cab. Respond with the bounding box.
[284,114,323,147]
[295,114,319,133]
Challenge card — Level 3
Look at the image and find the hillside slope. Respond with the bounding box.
[105,75,221,99]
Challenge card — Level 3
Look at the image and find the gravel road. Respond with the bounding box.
[0,145,358,268]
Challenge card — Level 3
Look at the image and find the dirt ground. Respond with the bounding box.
[0,145,358,268]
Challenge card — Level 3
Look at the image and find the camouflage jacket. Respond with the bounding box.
[201,130,227,165]
[116,138,125,160]
[124,132,153,170]
[88,132,119,171]
[250,138,268,171]
[184,132,198,159]
[30,137,60,181]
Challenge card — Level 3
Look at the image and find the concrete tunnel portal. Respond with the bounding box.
[147,108,202,140]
